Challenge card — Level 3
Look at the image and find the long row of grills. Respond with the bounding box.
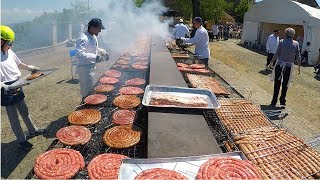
[28,37,151,179]
[171,50,320,179]
[27,40,320,179]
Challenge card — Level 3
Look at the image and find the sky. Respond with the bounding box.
[1,0,73,24]
[1,0,320,24]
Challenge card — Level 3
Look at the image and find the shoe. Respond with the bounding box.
[18,141,34,150]
[269,103,276,107]
[26,129,46,139]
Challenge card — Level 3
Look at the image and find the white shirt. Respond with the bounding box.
[1,49,22,83]
[266,34,279,54]
[174,23,190,38]
[183,26,210,59]
[211,25,219,35]
[76,31,99,66]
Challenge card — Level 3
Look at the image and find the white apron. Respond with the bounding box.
[270,60,294,87]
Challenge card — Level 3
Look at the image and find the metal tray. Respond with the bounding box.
[119,151,247,180]
[10,68,58,89]
[142,85,220,110]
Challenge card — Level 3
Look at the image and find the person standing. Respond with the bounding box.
[211,24,219,41]
[75,18,109,97]
[314,49,320,76]
[223,23,230,40]
[181,17,210,66]
[296,34,303,52]
[269,28,301,107]
[174,19,190,39]
[265,30,280,70]
[301,42,311,64]
[218,24,223,40]
[1,25,44,150]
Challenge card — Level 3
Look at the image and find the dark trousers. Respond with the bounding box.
[200,58,209,66]
[272,65,291,105]
[301,51,308,64]
[266,53,275,66]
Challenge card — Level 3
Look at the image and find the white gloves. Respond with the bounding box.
[97,48,107,56]
[27,65,40,72]
[1,82,11,91]
[96,48,109,61]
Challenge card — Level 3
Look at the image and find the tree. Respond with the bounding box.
[167,0,193,20]
[192,0,200,18]
[135,0,145,7]
[167,0,228,22]
[201,0,227,21]
[234,0,249,23]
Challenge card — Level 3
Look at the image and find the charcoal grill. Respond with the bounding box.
[26,46,151,179]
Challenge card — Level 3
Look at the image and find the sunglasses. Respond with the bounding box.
[5,41,13,46]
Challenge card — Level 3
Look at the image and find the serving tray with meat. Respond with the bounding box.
[142,85,220,110]
[119,151,248,180]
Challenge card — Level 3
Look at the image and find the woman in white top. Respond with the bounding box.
[1,25,44,150]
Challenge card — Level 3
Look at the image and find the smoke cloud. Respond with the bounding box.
[90,0,173,54]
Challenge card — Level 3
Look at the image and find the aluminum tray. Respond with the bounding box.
[142,85,220,110]
[10,68,58,89]
[119,151,247,180]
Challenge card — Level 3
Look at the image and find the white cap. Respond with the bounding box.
[179,19,183,23]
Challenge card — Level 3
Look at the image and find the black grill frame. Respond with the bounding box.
[26,47,151,179]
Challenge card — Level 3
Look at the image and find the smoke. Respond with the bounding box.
[89,0,173,54]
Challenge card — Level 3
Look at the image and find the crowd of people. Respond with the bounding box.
[210,23,243,41]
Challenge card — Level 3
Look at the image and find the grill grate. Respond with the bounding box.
[172,55,243,99]
[203,110,238,152]
[26,46,151,179]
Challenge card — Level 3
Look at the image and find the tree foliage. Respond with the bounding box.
[168,0,193,20]
[135,0,145,7]
[200,0,227,21]
[167,0,228,22]
[233,0,250,23]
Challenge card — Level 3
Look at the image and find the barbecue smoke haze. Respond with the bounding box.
[90,0,172,54]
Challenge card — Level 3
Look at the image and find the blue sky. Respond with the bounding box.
[1,0,320,24]
[1,0,73,24]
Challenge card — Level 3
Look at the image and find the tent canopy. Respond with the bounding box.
[242,0,320,64]
[244,0,320,26]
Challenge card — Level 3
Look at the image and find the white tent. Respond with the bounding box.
[242,0,320,64]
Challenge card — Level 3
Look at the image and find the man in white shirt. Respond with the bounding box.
[174,19,190,39]
[211,24,219,41]
[265,29,280,70]
[181,17,210,65]
[75,18,109,97]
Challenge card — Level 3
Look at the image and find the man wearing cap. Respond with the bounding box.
[75,18,109,97]
[174,19,190,39]
[180,17,210,66]
[265,30,280,70]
